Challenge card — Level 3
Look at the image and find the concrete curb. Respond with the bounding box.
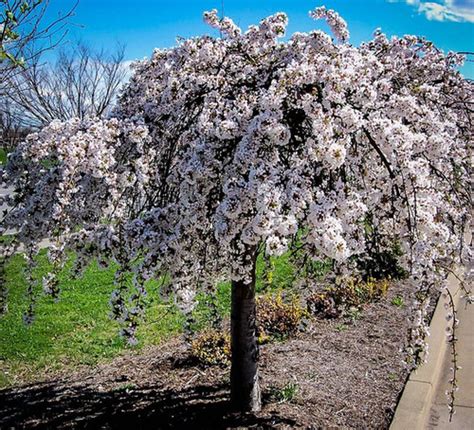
[390,274,462,430]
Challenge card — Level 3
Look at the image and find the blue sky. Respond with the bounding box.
[45,0,474,78]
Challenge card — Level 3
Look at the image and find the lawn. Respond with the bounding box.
[0,148,7,165]
[0,250,415,429]
[0,249,299,387]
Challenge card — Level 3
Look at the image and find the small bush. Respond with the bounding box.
[256,293,305,343]
[306,292,340,318]
[190,329,231,366]
[334,277,389,307]
[306,277,390,318]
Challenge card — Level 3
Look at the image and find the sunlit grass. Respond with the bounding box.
[0,148,7,165]
[0,248,308,387]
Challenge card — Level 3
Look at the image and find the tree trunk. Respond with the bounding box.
[230,252,261,412]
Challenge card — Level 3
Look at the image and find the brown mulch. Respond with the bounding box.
[0,283,437,429]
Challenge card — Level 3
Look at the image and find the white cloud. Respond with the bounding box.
[392,0,474,23]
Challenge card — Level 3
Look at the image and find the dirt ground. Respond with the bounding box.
[0,283,436,429]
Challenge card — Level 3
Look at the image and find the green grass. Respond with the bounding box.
[0,252,186,387]
[0,248,300,388]
[0,148,7,165]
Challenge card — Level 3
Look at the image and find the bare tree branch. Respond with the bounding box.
[3,41,128,129]
[0,0,77,93]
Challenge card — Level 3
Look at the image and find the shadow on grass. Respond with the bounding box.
[0,380,296,429]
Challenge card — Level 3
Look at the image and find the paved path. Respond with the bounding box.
[390,248,473,430]
[427,294,474,429]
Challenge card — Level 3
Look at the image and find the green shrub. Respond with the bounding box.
[256,292,305,343]
[190,329,231,366]
[306,277,390,318]
[306,292,340,318]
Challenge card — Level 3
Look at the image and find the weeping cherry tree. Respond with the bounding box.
[1,6,472,412]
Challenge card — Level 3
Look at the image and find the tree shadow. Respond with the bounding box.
[0,379,296,429]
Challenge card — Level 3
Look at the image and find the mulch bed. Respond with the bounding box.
[0,282,437,429]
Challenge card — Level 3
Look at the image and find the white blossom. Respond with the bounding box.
[1,5,471,353]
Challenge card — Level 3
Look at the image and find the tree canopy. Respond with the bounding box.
[1,4,472,370]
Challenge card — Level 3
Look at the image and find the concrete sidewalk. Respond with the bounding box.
[391,275,473,430]
[427,296,474,429]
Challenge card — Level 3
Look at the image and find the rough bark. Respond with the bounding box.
[230,251,261,412]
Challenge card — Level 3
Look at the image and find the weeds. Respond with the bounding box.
[387,372,398,381]
[335,323,348,332]
[112,383,136,392]
[346,306,362,323]
[269,381,299,403]
[391,296,404,308]
[307,277,390,319]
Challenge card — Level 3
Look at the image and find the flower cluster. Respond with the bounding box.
[309,6,350,43]
[203,9,241,39]
[1,6,472,354]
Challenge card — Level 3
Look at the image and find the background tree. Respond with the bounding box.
[0,1,76,150]
[1,6,472,414]
[3,42,128,128]
[0,97,31,151]
[0,0,76,92]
